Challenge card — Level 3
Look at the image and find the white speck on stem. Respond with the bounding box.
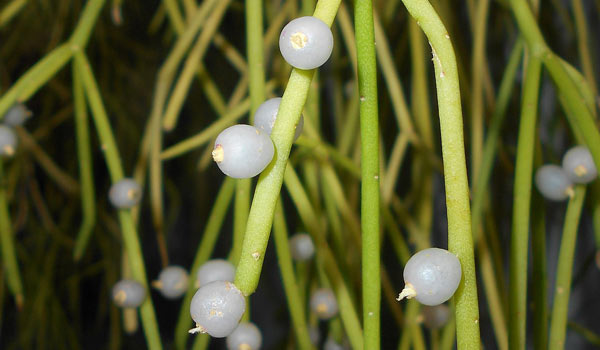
[252,252,261,261]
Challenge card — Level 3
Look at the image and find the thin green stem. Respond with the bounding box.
[549,185,586,350]
[0,160,23,308]
[531,187,548,350]
[272,201,315,350]
[400,0,481,348]
[508,53,541,350]
[75,52,162,350]
[72,63,97,261]
[572,0,598,98]
[471,39,523,243]
[355,0,381,348]
[175,178,235,350]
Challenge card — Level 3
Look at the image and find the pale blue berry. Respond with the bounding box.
[109,178,142,208]
[153,265,189,299]
[253,98,304,141]
[535,164,574,201]
[397,248,461,306]
[279,16,333,70]
[189,281,246,338]
[112,279,146,308]
[562,146,597,184]
[226,322,262,350]
[212,125,274,178]
[196,259,236,287]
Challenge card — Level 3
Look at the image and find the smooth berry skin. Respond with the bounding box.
[226,322,262,350]
[310,288,338,320]
[289,233,315,261]
[3,104,31,127]
[156,266,189,299]
[112,279,146,308]
[212,124,274,179]
[562,146,598,184]
[0,125,17,157]
[109,178,142,208]
[196,259,236,287]
[279,16,333,70]
[253,98,304,142]
[422,304,451,329]
[403,248,461,306]
[535,165,574,201]
[190,281,245,338]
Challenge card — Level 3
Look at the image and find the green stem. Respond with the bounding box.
[471,39,523,243]
[74,52,162,350]
[549,186,586,350]
[531,187,548,350]
[508,0,600,170]
[272,201,314,350]
[508,53,542,350]
[175,178,235,350]
[400,0,480,348]
[0,160,23,308]
[233,0,342,295]
[355,0,381,348]
[72,63,97,261]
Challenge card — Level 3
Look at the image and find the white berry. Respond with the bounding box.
[196,259,236,288]
[112,279,146,308]
[253,97,304,141]
[562,146,598,184]
[289,233,315,261]
[310,288,338,320]
[189,281,246,338]
[109,178,142,208]
[397,248,461,306]
[535,164,574,201]
[279,16,333,70]
[0,125,17,157]
[3,104,31,127]
[153,265,189,299]
[212,124,274,179]
[226,322,262,350]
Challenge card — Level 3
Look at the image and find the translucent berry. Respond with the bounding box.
[421,304,451,329]
[535,164,574,201]
[0,125,17,157]
[279,16,334,70]
[324,337,350,350]
[112,279,146,308]
[562,146,598,184]
[253,97,304,141]
[196,259,236,288]
[189,281,246,338]
[109,178,142,208]
[212,124,274,179]
[397,248,461,306]
[153,265,189,299]
[3,104,31,127]
[310,288,338,320]
[226,322,262,350]
[289,233,315,261]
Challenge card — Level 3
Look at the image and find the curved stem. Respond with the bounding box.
[399,0,481,348]
[234,0,342,296]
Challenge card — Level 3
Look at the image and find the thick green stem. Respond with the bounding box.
[508,54,541,350]
[234,0,342,296]
[549,186,586,350]
[355,0,381,348]
[400,0,480,348]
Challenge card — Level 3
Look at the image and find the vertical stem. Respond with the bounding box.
[0,160,23,308]
[399,1,481,348]
[355,0,381,348]
[549,186,586,350]
[75,52,163,350]
[272,201,315,350]
[72,63,97,261]
[508,53,542,350]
